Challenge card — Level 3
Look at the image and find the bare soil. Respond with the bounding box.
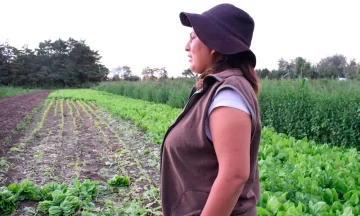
[1,98,161,215]
[0,90,52,155]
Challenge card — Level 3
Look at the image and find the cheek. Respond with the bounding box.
[191,42,205,62]
[190,39,212,72]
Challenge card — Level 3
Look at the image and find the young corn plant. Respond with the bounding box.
[71,99,82,120]
[0,158,11,181]
[30,98,55,138]
[66,99,78,136]
[78,101,110,146]
[2,136,12,145]
[59,99,65,136]
[53,99,59,117]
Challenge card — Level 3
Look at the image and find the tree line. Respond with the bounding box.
[179,54,360,80]
[108,65,169,82]
[256,54,360,80]
[1,37,358,89]
[0,38,109,88]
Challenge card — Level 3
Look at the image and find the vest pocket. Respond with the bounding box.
[171,190,209,216]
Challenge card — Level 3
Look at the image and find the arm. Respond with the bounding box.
[200,106,251,216]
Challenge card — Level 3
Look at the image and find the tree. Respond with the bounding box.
[122,66,132,78]
[182,68,195,77]
[0,42,15,85]
[0,38,109,88]
[277,58,295,79]
[278,58,289,71]
[157,67,168,78]
[316,54,347,79]
[293,57,313,78]
[113,66,124,79]
[344,59,358,80]
[256,68,270,79]
[142,66,157,80]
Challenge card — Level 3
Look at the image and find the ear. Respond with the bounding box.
[210,49,216,56]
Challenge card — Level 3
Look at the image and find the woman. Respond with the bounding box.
[160,3,261,216]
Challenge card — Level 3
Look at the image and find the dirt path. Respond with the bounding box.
[0,90,52,154]
[1,98,161,215]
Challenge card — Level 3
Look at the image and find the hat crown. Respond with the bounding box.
[203,3,254,47]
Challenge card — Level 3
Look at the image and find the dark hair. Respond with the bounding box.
[213,52,260,97]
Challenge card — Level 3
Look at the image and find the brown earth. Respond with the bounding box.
[0,90,52,156]
[1,98,161,215]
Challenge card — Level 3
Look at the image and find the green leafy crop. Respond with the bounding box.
[1,178,99,216]
[107,175,130,187]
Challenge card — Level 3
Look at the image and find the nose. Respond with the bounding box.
[185,39,190,52]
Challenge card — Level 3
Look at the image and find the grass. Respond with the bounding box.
[0,86,40,99]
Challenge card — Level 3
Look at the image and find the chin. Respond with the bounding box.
[189,65,198,74]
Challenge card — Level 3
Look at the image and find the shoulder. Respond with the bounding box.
[208,88,250,115]
[207,68,254,96]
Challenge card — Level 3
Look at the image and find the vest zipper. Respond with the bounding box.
[159,88,203,171]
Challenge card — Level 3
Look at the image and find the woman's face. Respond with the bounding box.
[185,28,216,74]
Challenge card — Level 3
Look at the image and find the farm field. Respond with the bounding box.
[0,89,359,215]
[1,93,162,215]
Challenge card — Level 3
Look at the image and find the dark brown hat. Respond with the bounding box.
[180,3,256,67]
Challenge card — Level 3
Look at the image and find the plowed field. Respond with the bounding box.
[1,97,161,215]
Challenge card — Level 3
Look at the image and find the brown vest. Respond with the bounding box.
[160,68,262,216]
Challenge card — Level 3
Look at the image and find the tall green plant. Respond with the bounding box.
[92,78,360,149]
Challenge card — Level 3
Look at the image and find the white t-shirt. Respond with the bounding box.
[205,88,250,141]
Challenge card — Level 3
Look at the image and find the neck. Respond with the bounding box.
[196,68,216,90]
[199,68,215,79]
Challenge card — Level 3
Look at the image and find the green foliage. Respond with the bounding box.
[92,78,195,108]
[259,78,360,149]
[7,180,42,201]
[257,127,360,215]
[107,175,130,187]
[0,187,18,215]
[49,89,360,215]
[0,39,109,88]
[0,86,39,99]
[0,178,99,216]
[92,78,360,149]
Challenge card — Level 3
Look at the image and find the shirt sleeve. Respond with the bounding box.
[208,88,250,116]
[205,88,250,141]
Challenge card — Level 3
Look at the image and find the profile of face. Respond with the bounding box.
[185,29,218,74]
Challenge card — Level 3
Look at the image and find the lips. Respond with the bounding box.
[188,55,192,62]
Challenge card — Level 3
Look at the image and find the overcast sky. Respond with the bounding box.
[1,0,359,77]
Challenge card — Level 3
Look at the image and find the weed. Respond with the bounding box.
[16,121,27,131]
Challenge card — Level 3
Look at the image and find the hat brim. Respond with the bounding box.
[180,11,256,67]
